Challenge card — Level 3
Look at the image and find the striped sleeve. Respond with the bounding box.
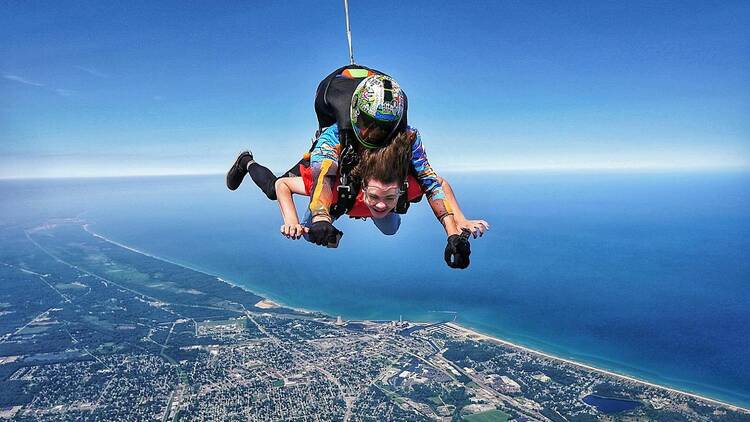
[410,129,453,220]
[308,125,341,220]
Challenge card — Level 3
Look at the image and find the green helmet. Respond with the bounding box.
[350,75,405,149]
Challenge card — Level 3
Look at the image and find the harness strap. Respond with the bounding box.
[330,130,360,219]
[394,179,410,214]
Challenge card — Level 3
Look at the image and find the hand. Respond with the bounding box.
[280,223,308,240]
[444,229,471,269]
[456,219,490,239]
[307,221,343,247]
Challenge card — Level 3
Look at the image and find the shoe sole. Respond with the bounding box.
[226,150,251,191]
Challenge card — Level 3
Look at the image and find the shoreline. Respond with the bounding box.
[81,222,749,413]
[82,223,318,316]
[443,323,749,413]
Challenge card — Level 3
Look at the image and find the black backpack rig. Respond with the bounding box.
[313,64,414,219]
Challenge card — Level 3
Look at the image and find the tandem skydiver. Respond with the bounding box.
[226,65,488,269]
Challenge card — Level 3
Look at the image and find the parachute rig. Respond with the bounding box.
[312,65,412,219]
[310,1,414,219]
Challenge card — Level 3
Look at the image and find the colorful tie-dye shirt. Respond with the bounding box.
[308,124,452,221]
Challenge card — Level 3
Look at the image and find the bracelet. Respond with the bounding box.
[437,212,455,223]
[311,214,332,224]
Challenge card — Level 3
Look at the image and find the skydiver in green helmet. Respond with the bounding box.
[226,66,488,269]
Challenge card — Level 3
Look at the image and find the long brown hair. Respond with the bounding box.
[351,130,415,186]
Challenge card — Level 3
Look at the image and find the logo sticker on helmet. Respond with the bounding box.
[342,68,374,79]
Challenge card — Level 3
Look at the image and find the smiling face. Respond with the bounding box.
[350,130,414,219]
[362,179,401,219]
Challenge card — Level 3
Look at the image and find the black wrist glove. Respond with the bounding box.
[308,221,343,248]
[444,229,471,269]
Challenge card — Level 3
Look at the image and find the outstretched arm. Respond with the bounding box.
[409,130,476,269]
[408,131,459,236]
[437,176,490,239]
[274,177,309,240]
[308,127,341,224]
[305,126,347,247]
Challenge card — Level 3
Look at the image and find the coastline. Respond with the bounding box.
[81,222,749,413]
[82,223,318,316]
[443,322,749,413]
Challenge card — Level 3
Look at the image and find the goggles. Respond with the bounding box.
[363,185,402,208]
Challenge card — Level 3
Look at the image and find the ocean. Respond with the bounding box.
[2,170,749,407]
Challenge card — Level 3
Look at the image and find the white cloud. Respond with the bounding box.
[74,65,108,78]
[3,73,76,98]
[3,74,44,87]
[54,88,76,97]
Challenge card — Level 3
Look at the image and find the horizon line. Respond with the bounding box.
[2,164,750,181]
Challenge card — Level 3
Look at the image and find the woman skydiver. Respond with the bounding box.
[274,130,423,241]
[274,130,487,242]
[226,69,488,268]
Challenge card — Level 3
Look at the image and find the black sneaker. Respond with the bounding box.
[226,150,252,191]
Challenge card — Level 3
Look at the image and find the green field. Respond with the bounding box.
[197,318,246,330]
[55,282,87,290]
[462,409,511,422]
[18,325,51,334]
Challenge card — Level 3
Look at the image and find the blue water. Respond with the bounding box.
[582,395,641,414]
[2,171,749,408]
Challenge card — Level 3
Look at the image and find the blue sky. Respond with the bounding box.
[1,1,748,178]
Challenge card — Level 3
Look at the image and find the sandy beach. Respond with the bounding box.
[254,299,280,309]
